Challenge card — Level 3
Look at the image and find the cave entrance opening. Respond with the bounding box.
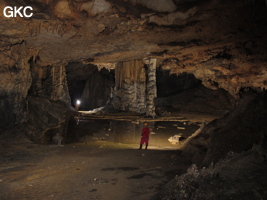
[66,62,115,111]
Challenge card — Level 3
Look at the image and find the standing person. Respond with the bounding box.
[139,122,150,150]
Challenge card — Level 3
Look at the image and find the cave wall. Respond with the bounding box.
[0,42,32,132]
[0,42,71,143]
[20,59,72,142]
[182,90,267,166]
[0,41,71,143]
[27,97,69,144]
[29,62,70,104]
[24,62,71,142]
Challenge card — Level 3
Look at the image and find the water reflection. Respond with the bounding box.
[67,118,200,148]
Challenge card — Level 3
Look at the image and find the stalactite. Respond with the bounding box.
[115,59,144,88]
[113,59,147,113]
[95,63,116,71]
[32,64,69,103]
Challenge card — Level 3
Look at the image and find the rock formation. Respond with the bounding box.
[1,0,267,198]
[145,58,157,117]
[113,59,147,113]
[160,145,266,200]
[0,0,266,154]
[182,90,267,166]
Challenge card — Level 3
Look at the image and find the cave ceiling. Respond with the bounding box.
[0,0,267,96]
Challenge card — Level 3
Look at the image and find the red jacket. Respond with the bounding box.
[141,127,150,139]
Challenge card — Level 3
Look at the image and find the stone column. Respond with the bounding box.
[146,58,157,117]
[50,65,71,104]
[113,60,146,113]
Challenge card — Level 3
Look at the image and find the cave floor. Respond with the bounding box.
[0,138,192,200]
[0,112,219,200]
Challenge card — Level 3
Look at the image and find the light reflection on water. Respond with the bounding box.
[67,118,200,148]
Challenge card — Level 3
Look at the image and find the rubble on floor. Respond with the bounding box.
[157,145,267,200]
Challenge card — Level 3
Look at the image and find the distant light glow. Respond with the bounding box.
[76,100,81,105]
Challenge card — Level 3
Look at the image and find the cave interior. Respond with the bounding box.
[1,0,267,199]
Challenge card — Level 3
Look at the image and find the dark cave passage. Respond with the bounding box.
[66,62,115,111]
[156,69,236,116]
[156,70,202,98]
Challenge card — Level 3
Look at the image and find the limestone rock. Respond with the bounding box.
[130,0,177,12]
[149,7,198,26]
[160,146,266,200]
[182,91,267,166]
[0,42,32,131]
[27,97,69,144]
[80,0,112,16]
[112,60,147,113]
[54,0,73,19]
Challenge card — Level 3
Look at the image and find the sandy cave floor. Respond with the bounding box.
[0,140,192,200]
[0,113,218,200]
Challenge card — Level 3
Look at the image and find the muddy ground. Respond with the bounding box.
[4,110,267,200]
[0,112,218,200]
[0,138,193,200]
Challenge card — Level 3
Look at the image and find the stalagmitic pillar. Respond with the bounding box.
[113,60,146,113]
[32,64,70,105]
[146,58,157,117]
[50,65,70,104]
